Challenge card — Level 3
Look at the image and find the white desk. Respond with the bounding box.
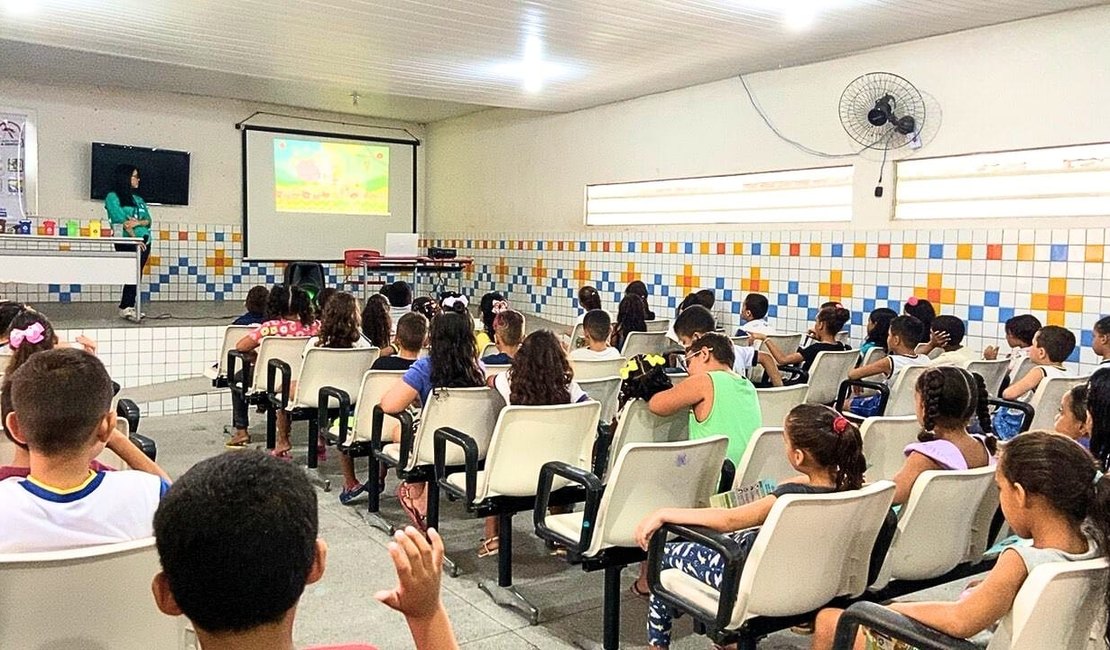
[0,235,145,314]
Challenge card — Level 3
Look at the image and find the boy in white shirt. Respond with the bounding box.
[983,314,1041,379]
[736,293,775,335]
[844,315,931,417]
[570,309,623,361]
[923,315,976,368]
[0,348,168,552]
[674,306,782,386]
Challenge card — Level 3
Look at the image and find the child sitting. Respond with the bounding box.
[576,285,602,325]
[382,280,413,325]
[1055,384,1089,449]
[923,315,975,368]
[983,314,1042,379]
[152,451,458,650]
[751,303,851,372]
[472,291,503,351]
[858,307,897,358]
[844,315,930,417]
[372,312,427,371]
[812,430,1104,650]
[1092,316,1110,366]
[1089,369,1110,470]
[481,309,524,365]
[361,293,394,351]
[625,280,656,320]
[648,332,761,469]
[902,296,936,344]
[674,305,782,386]
[736,293,774,335]
[0,300,25,352]
[411,296,442,323]
[0,348,169,552]
[994,325,1076,439]
[611,294,648,351]
[633,405,869,648]
[232,285,269,326]
[570,309,622,361]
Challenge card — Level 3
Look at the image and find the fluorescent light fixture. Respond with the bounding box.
[488,21,576,93]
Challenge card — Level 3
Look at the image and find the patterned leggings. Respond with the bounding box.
[647,540,727,647]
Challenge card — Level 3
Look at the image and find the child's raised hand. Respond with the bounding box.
[74,335,98,355]
[375,526,447,621]
[928,329,950,349]
[983,345,998,360]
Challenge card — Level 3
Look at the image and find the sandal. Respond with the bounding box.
[477,536,500,558]
[225,438,250,449]
[269,448,293,461]
[395,484,428,532]
[629,580,651,600]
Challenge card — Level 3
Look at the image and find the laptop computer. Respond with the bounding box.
[384,232,419,258]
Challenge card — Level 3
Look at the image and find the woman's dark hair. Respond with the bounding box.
[678,293,700,314]
[1067,384,1090,424]
[615,294,648,341]
[686,332,736,369]
[695,289,715,309]
[316,292,361,349]
[1087,368,1110,470]
[903,298,936,343]
[783,404,866,490]
[244,286,268,315]
[865,308,898,349]
[111,164,138,207]
[0,301,27,337]
[479,292,506,338]
[265,285,290,321]
[816,303,851,336]
[361,295,392,348]
[4,309,58,378]
[316,287,337,314]
[999,430,1099,525]
[411,296,442,322]
[288,286,314,327]
[578,286,601,312]
[508,330,573,406]
[625,281,648,300]
[428,312,484,389]
[381,281,412,308]
[915,367,996,451]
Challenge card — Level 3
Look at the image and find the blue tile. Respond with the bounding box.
[626,242,635,252]
[807,307,818,321]
[852,312,864,326]
[768,305,778,318]
[798,295,809,308]
[58,292,70,303]
[788,281,799,294]
[831,243,843,257]
[722,289,733,301]
[863,298,876,313]
[968,305,984,322]
[1050,244,1069,262]
[999,307,1015,322]
[1068,347,1080,363]
[751,243,762,255]
[929,244,944,259]
[667,297,677,309]
[777,293,788,306]
[578,242,586,252]
[1082,330,1094,347]
[876,286,889,300]
[715,277,725,290]
[684,242,693,254]
[214,232,225,242]
[731,302,741,314]
[984,291,1000,307]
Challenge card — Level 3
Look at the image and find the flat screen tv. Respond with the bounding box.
[90,142,190,205]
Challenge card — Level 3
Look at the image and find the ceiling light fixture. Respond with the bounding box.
[489,16,574,95]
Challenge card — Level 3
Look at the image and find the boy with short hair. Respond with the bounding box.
[844,315,931,417]
[372,312,428,372]
[481,310,525,365]
[983,314,1042,378]
[232,285,269,326]
[0,348,168,552]
[1091,316,1110,366]
[737,293,775,335]
[923,315,975,368]
[152,451,458,650]
[673,306,782,386]
[994,325,1076,439]
[570,309,623,361]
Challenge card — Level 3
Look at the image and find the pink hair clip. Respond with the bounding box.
[832,415,850,434]
[9,322,45,349]
[906,296,919,306]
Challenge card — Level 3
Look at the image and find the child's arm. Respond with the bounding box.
[982,345,999,360]
[919,329,950,355]
[234,332,260,353]
[647,374,709,416]
[634,495,778,550]
[1001,367,1043,401]
[888,550,1027,638]
[375,527,460,650]
[380,381,420,415]
[847,355,893,380]
[891,451,940,506]
[759,338,804,366]
[757,351,784,386]
[105,429,171,482]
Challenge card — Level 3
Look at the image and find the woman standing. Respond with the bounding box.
[104,164,152,323]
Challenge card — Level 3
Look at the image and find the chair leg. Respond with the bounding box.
[602,565,622,650]
[265,406,276,450]
[424,479,459,577]
[303,418,331,492]
[478,511,540,625]
[363,458,395,536]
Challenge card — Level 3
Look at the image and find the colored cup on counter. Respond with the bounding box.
[17,219,31,235]
[66,219,79,237]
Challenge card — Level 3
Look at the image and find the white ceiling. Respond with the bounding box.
[0,0,1102,123]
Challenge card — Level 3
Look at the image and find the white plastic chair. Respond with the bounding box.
[0,538,189,649]
[859,415,921,482]
[967,358,1011,398]
[620,331,670,357]
[645,318,671,333]
[570,323,586,348]
[914,343,944,359]
[605,397,689,480]
[579,376,621,424]
[755,385,806,428]
[732,427,796,488]
[753,332,804,357]
[881,365,931,417]
[1026,375,1089,432]
[860,347,888,371]
[483,363,511,378]
[481,342,499,358]
[571,358,626,381]
[835,330,851,345]
[229,335,311,404]
[205,324,256,384]
[802,349,860,405]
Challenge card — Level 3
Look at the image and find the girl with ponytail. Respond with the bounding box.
[632,404,870,649]
[890,366,996,505]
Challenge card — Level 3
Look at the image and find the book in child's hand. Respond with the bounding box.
[863,628,919,650]
[709,479,776,509]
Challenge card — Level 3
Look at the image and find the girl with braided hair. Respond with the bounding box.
[889,366,996,506]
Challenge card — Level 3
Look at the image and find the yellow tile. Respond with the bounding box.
[853,243,867,257]
[196,231,207,242]
[1066,296,1084,313]
[809,243,822,257]
[732,242,743,256]
[1016,244,1034,261]
[1048,277,1068,295]
[699,242,710,255]
[902,243,916,259]
[770,242,781,256]
[1086,244,1104,263]
[956,244,972,260]
[1046,312,1065,327]
[1031,294,1048,311]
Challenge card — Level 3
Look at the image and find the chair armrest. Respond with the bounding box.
[777,365,809,386]
[434,427,480,504]
[836,379,889,415]
[646,523,749,633]
[533,461,604,554]
[227,350,253,394]
[718,458,736,494]
[591,427,614,478]
[116,398,141,434]
[369,405,411,455]
[987,397,1033,433]
[833,602,979,650]
[266,359,292,410]
[317,387,351,446]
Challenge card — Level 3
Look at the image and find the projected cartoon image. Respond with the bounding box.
[274,138,389,215]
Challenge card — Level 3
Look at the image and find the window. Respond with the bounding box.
[585,166,853,226]
[894,143,1110,220]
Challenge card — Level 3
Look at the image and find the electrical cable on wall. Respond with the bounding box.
[738,74,866,159]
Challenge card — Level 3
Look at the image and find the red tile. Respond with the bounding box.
[789,243,800,256]
[986,244,1002,260]
[878,243,891,258]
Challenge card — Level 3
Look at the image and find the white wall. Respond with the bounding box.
[0,79,426,226]
[426,5,1110,233]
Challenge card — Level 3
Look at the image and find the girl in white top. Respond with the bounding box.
[812,430,1106,650]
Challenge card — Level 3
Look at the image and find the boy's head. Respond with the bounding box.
[684,332,735,371]
[887,315,924,353]
[673,305,716,347]
[930,315,966,349]
[1093,316,1110,358]
[7,348,115,457]
[395,312,429,352]
[382,281,413,308]
[1032,325,1076,364]
[695,289,715,309]
[244,286,268,315]
[1004,314,1042,348]
[152,451,323,637]
[493,309,525,348]
[582,309,612,345]
[742,293,769,321]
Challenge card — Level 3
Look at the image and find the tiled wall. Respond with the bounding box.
[426,227,1110,375]
[56,325,223,389]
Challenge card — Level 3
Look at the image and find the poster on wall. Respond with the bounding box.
[0,107,38,225]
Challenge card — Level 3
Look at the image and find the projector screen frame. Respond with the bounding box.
[239,124,420,262]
